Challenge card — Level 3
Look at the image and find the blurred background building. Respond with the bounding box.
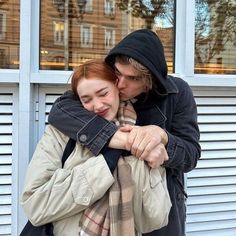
[0,0,236,235]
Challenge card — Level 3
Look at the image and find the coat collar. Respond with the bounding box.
[164,75,179,94]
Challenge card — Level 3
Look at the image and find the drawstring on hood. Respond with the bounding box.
[105,29,178,96]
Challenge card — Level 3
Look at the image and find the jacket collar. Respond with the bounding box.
[164,75,179,94]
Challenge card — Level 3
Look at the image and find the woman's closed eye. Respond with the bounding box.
[81,97,91,104]
[98,91,108,97]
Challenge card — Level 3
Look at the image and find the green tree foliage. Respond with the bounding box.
[116,0,174,29]
[195,0,236,65]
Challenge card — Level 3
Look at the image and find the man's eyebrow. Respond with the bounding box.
[114,65,140,77]
[114,66,120,72]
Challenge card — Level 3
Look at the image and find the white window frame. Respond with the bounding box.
[0,0,234,84]
[26,0,236,86]
[80,25,93,48]
[175,0,236,86]
[104,28,115,49]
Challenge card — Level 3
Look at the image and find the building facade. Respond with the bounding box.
[0,0,236,235]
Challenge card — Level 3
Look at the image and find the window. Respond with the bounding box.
[85,0,93,12]
[0,11,6,40]
[0,48,7,68]
[81,25,92,48]
[0,2,20,69]
[40,0,175,71]
[195,0,236,74]
[104,0,115,16]
[53,21,64,45]
[105,28,115,49]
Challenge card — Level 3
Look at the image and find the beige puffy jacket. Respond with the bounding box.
[21,125,171,235]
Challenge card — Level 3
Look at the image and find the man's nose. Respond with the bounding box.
[117,76,126,89]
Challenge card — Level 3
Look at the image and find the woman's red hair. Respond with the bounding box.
[71,59,117,97]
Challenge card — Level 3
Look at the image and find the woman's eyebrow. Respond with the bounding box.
[80,94,90,99]
[80,87,108,99]
[95,87,108,94]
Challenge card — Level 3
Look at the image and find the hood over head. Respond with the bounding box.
[105,29,175,96]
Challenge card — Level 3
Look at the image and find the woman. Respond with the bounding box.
[21,59,171,236]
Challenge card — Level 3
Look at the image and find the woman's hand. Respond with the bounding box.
[108,128,130,150]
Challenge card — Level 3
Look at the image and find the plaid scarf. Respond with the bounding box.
[80,101,137,236]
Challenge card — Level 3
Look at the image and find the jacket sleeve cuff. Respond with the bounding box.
[164,131,184,168]
[77,119,118,156]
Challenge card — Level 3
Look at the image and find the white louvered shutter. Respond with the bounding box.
[38,86,66,139]
[38,87,236,235]
[0,88,17,236]
[186,89,236,236]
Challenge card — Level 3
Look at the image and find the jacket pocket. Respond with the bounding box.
[125,156,172,233]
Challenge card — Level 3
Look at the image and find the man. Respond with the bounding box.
[48,29,201,235]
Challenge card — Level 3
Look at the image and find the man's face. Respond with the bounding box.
[114,62,147,101]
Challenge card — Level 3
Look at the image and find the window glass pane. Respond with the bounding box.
[0,0,20,69]
[195,0,236,74]
[40,0,175,72]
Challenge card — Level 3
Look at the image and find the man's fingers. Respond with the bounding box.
[125,127,139,151]
[131,135,160,159]
[163,148,169,161]
[139,145,152,160]
[130,130,141,156]
[143,143,169,168]
[124,126,165,159]
[119,124,134,132]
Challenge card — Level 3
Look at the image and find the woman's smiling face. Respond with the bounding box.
[77,77,120,121]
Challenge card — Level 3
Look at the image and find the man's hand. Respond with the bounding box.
[120,125,169,168]
[143,143,169,168]
[120,125,168,157]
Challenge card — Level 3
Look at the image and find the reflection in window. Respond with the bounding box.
[40,0,175,71]
[85,0,93,12]
[105,28,115,49]
[81,25,92,48]
[0,1,20,69]
[53,21,64,45]
[104,0,115,16]
[0,48,7,67]
[195,0,236,74]
[0,12,6,40]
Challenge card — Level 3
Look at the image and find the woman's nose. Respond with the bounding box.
[94,99,104,111]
